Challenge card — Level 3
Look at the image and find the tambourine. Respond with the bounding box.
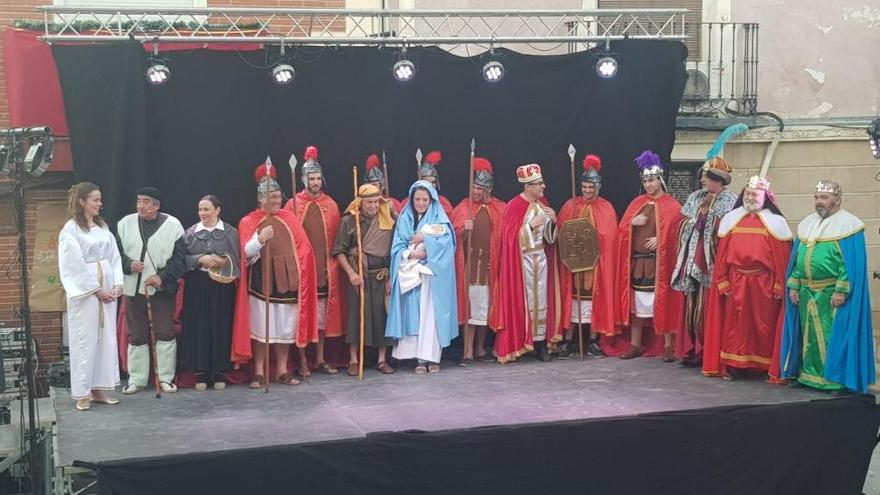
[208,253,236,284]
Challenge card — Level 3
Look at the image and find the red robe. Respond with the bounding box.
[386,196,403,214]
[450,196,506,327]
[401,194,454,218]
[285,192,345,337]
[495,194,563,362]
[231,208,318,365]
[557,196,619,336]
[702,212,791,378]
[610,193,685,357]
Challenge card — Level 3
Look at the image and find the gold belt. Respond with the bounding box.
[801,278,836,290]
[736,267,766,276]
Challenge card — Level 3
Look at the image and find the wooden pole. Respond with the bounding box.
[568,145,584,360]
[352,166,366,381]
[144,291,162,399]
[464,139,475,356]
[262,239,271,393]
[288,153,298,212]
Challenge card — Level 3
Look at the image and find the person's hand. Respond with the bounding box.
[831,292,846,308]
[631,214,648,227]
[464,219,474,231]
[348,271,364,289]
[198,255,218,269]
[411,232,425,244]
[644,236,658,252]
[542,206,557,222]
[409,248,427,260]
[529,216,545,230]
[131,261,144,273]
[144,275,162,288]
[258,226,274,244]
[95,289,114,303]
[789,288,799,306]
[111,285,124,299]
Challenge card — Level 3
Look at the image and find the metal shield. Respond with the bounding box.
[558,217,599,273]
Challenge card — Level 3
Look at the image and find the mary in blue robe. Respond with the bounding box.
[386,180,458,370]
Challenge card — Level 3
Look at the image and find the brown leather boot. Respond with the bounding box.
[619,345,644,360]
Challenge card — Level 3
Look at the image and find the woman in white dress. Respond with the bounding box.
[58,182,124,411]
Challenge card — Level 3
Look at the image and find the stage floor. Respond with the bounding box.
[52,355,835,467]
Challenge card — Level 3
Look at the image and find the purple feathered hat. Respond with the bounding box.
[635,150,666,190]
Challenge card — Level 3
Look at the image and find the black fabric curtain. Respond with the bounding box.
[52,41,687,226]
[95,396,880,495]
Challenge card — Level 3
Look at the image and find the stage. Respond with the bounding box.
[50,355,880,494]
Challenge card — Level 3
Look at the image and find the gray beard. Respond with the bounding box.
[744,201,762,213]
[816,206,830,218]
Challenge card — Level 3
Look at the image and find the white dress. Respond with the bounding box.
[58,220,123,399]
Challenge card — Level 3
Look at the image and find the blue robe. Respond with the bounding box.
[780,231,875,393]
[386,181,459,348]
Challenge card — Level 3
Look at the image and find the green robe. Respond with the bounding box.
[786,240,849,390]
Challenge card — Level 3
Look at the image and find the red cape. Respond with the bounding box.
[557,196,619,335]
[401,194,454,218]
[616,193,685,334]
[387,196,403,214]
[495,195,562,362]
[702,213,791,379]
[285,192,345,337]
[450,197,506,327]
[231,208,318,365]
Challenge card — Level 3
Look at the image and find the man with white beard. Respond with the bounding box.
[701,176,792,381]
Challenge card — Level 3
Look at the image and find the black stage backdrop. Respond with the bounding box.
[52,41,687,226]
[94,396,880,495]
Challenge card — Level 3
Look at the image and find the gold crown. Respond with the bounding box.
[815,180,840,195]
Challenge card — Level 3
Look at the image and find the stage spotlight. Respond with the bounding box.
[145,63,170,85]
[482,60,505,83]
[596,56,618,79]
[272,63,296,85]
[393,59,416,82]
[868,118,880,159]
[23,136,53,177]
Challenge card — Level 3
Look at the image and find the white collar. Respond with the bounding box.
[195,220,225,233]
[718,206,792,241]
[797,209,863,243]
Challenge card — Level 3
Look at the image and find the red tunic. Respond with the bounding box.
[450,196,506,327]
[231,208,318,365]
[702,213,791,377]
[285,192,345,337]
[495,195,562,362]
[615,193,684,334]
[557,196,619,336]
[401,194,454,218]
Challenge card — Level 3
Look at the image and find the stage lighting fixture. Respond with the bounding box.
[868,117,880,159]
[23,136,54,177]
[272,63,296,85]
[393,59,416,82]
[145,63,170,85]
[482,60,505,83]
[596,56,618,79]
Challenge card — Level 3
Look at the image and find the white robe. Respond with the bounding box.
[518,202,557,341]
[392,239,442,363]
[58,220,123,399]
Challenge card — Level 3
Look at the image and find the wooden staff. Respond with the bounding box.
[262,228,271,393]
[352,166,366,381]
[568,144,584,361]
[288,153,298,212]
[144,291,162,399]
[464,138,475,351]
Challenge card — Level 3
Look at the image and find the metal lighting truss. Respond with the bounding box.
[38,7,686,46]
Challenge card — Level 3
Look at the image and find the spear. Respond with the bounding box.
[381,150,390,197]
[415,148,423,182]
[464,138,476,359]
[261,156,274,392]
[288,153,298,212]
[568,144,584,361]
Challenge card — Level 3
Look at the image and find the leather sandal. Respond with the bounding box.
[316,362,338,375]
[276,373,301,386]
[249,374,266,389]
[619,345,645,360]
[376,361,395,374]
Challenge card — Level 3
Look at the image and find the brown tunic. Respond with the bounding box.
[248,215,300,302]
[302,202,329,295]
[631,202,657,292]
[467,207,492,285]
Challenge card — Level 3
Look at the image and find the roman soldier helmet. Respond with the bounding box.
[420,151,441,179]
[364,153,385,185]
[301,145,323,185]
[635,150,666,190]
[473,157,494,189]
[582,154,602,187]
[254,156,280,197]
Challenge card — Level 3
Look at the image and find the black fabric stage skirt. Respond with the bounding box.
[178,269,235,375]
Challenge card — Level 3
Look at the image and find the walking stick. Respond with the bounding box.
[382,150,390,198]
[568,144,584,360]
[288,153,298,212]
[144,291,162,399]
[352,166,366,380]
[464,139,475,356]
[262,239,271,393]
